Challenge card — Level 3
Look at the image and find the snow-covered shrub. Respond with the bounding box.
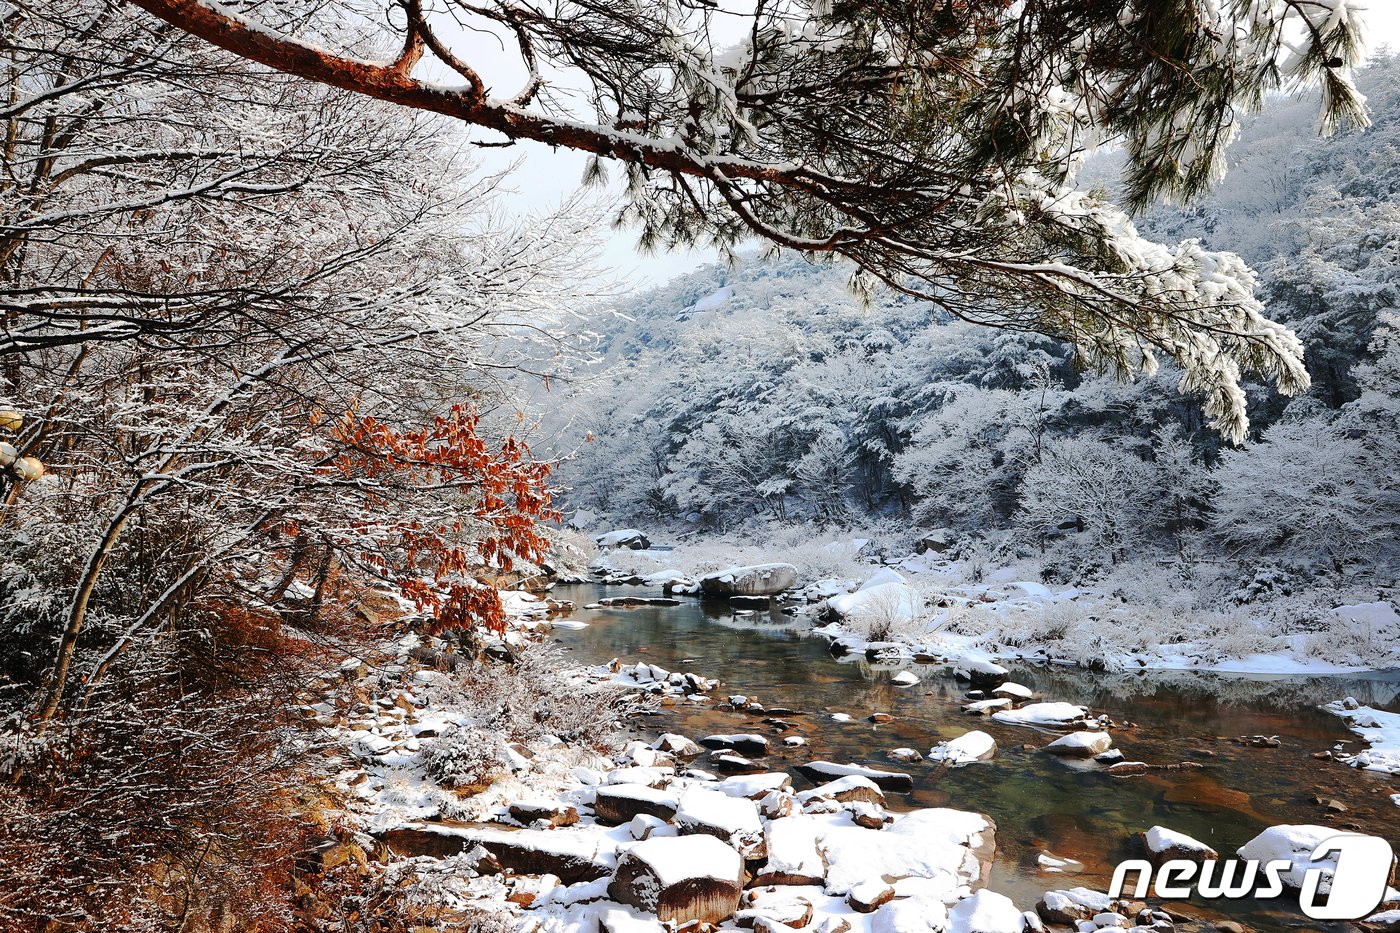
[1230,562,1301,604]
[1301,601,1400,668]
[1193,611,1278,663]
[542,526,597,580]
[423,726,510,790]
[448,644,641,749]
[1212,419,1377,567]
[838,586,929,643]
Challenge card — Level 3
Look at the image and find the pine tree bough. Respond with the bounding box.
[123,0,1370,440]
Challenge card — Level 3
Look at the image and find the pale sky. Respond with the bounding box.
[438,3,1400,288]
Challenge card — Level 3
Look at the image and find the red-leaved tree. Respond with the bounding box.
[324,403,558,635]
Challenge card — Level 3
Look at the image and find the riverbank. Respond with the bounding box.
[583,532,1400,677]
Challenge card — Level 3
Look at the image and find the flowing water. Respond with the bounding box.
[550,583,1400,932]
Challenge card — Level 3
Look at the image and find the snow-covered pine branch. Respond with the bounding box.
[118,0,1371,439]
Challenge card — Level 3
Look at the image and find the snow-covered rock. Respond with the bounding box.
[796,775,886,807]
[699,563,798,597]
[826,580,921,627]
[653,733,704,759]
[1324,700,1400,774]
[962,697,1012,715]
[928,731,997,765]
[1036,888,1111,925]
[754,814,827,886]
[1362,909,1400,933]
[1139,825,1217,864]
[1041,730,1112,758]
[389,823,614,883]
[993,682,1034,699]
[592,784,679,825]
[606,765,671,787]
[952,656,1008,684]
[914,529,954,554]
[860,568,908,591]
[948,889,1024,933]
[890,670,920,687]
[508,799,580,827]
[1036,852,1084,874]
[643,568,694,587]
[1237,824,1389,893]
[674,788,763,853]
[735,898,816,932]
[991,702,1088,727]
[718,772,791,799]
[699,733,770,756]
[871,896,948,933]
[821,807,995,898]
[594,529,651,550]
[628,814,677,841]
[608,834,744,924]
[848,878,896,912]
[795,761,913,793]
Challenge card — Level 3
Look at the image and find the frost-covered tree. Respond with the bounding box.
[118,0,1380,441]
[1016,436,1155,561]
[0,6,600,926]
[1146,425,1216,554]
[1211,418,1376,568]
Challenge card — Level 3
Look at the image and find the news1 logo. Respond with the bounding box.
[1109,834,1395,921]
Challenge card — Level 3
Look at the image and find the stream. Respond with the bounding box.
[550,582,1400,932]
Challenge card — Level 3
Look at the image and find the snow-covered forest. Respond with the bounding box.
[556,56,1400,667]
[4,2,1399,933]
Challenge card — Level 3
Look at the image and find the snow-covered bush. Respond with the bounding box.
[448,644,640,749]
[837,586,930,643]
[423,727,510,790]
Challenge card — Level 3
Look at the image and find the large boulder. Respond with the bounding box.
[592,784,679,825]
[1237,824,1395,894]
[700,563,799,598]
[609,834,744,924]
[594,528,651,550]
[820,808,996,899]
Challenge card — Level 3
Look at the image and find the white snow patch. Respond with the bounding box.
[991,702,1088,727]
[948,889,1023,933]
